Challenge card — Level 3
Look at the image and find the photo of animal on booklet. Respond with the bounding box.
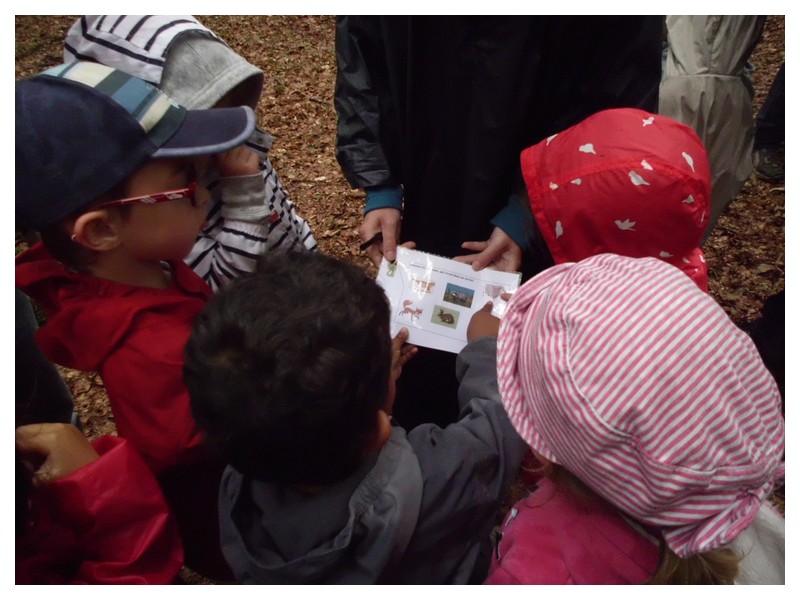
[376,247,521,353]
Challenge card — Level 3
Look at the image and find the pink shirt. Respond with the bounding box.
[485,478,660,584]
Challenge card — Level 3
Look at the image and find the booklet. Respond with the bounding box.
[376,247,522,354]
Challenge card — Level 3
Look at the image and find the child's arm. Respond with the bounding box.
[98,307,209,474]
[186,143,317,291]
[399,330,527,580]
[16,427,183,584]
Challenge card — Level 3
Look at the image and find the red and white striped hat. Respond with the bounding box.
[497,254,784,557]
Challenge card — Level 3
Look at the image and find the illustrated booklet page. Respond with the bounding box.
[376,247,521,354]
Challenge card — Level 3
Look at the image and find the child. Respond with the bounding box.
[183,251,527,583]
[64,14,318,291]
[477,107,711,289]
[487,253,784,584]
[15,61,257,579]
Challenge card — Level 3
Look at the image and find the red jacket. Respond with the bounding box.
[485,478,660,584]
[15,243,212,473]
[16,436,183,584]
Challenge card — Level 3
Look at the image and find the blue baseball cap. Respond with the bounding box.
[16,61,256,230]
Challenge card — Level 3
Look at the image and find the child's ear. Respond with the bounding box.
[71,210,122,252]
[364,410,393,453]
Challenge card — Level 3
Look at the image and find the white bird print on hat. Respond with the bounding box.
[579,143,596,154]
[682,195,695,204]
[571,179,582,185]
[629,171,650,186]
[546,134,558,145]
[641,159,653,170]
[555,221,564,238]
[642,116,654,126]
[615,219,636,231]
[682,152,695,172]
[550,182,558,190]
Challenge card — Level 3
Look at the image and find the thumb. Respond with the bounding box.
[479,300,494,312]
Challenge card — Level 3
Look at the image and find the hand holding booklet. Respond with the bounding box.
[376,247,521,354]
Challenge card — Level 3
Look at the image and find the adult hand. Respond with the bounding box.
[360,207,402,267]
[16,423,100,486]
[467,301,501,342]
[215,146,261,177]
[454,227,522,273]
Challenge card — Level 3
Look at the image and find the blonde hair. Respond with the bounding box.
[648,542,740,584]
[538,459,742,584]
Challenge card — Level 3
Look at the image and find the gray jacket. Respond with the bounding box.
[218,337,527,584]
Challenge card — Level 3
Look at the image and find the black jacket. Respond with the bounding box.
[335,15,663,258]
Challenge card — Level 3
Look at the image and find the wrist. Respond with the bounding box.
[364,185,403,215]
[491,193,529,250]
[220,174,270,222]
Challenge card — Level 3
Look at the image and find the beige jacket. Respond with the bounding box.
[659,16,765,240]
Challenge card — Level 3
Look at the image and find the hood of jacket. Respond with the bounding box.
[15,243,211,371]
[220,427,423,584]
[521,107,711,291]
[64,15,263,110]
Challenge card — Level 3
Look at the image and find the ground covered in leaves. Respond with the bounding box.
[16,15,784,550]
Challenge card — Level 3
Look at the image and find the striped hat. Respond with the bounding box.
[63,15,219,86]
[63,15,264,111]
[521,108,711,291]
[16,61,255,230]
[497,254,784,557]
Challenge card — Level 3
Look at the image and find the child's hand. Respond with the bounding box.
[16,423,100,486]
[215,146,261,178]
[385,328,417,415]
[467,301,501,341]
[391,328,418,385]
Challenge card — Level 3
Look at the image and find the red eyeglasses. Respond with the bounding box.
[96,183,197,209]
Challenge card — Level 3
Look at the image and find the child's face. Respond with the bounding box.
[115,157,211,262]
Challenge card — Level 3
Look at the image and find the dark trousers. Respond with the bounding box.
[393,347,460,430]
[16,289,74,424]
[755,63,784,150]
[158,458,234,582]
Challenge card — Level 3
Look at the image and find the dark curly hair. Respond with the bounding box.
[184,250,392,486]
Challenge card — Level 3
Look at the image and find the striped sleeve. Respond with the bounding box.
[184,157,317,292]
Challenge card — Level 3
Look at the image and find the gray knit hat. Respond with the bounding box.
[160,32,264,110]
